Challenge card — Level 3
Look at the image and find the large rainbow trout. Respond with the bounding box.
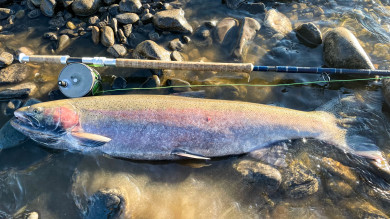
[10,95,385,163]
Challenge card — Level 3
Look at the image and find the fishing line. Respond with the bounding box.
[97,76,390,94]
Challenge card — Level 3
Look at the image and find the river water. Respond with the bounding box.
[1,0,390,218]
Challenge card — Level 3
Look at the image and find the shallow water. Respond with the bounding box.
[1,0,390,218]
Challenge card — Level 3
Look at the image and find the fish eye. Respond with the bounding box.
[32,107,43,114]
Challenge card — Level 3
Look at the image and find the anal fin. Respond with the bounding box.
[171,148,210,160]
[71,131,111,147]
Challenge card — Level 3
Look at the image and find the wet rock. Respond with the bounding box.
[282,162,319,199]
[57,34,70,51]
[62,0,73,7]
[109,17,118,36]
[48,89,67,100]
[133,40,170,61]
[323,27,375,69]
[168,38,185,51]
[223,0,244,9]
[320,157,359,185]
[88,15,99,25]
[40,0,56,17]
[214,17,239,45]
[0,51,14,67]
[85,190,124,219]
[111,76,126,89]
[123,23,132,37]
[0,120,28,149]
[170,51,183,61]
[59,28,78,37]
[91,26,99,44]
[141,75,160,88]
[107,44,127,57]
[0,64,30,84]
[232,17,260,59]
[0,82,37,100]
[100,25,114,47]
[141,12,153,23]
[26,212,39,219]
[49,16,66,28]
[108,4,119,16]
[295,22,322,48]
[192,26,213,48]
[233,159,282,192]
[16,47,34,56]
[66,21,76,29]
[27,9,41,19]
[182,35,190,43]
[118,29,127,44]
[15,10,25,19]
[240,2,265,15]
[383,79,390,107]
[4,99,22,116]
[264,9,292,36]
[153,9,193,34]
[72,0,101,16]
[325,178,354,197]
[119,0,141,13]
[148,31,159,41]
[166,78,191,93]
[0,8,12,20]
[340,200,388,219]
[116,12,139,24]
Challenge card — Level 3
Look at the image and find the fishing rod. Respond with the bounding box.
[18,53,390,75]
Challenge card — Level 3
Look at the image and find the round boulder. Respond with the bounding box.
[40,0,56,17]
[295,22,322,48]
[264,9,292,36]
[115,12,139,24]
[153,9,193,34]
[133,40,171,61]
[100,26,115,47]
[72,0,101,16]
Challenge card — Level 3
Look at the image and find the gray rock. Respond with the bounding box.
[153,9,193,34]
[141,12,153,23]
[0,64,30,84]
[107,44,127,57]
[100,26,115,47]
[0,8,12,20]
[133,40,171,61]
[91,26,99,44]
[119,0,141,13]
[192,26,213,48]
[15,10,25,19]
[111,76,126,89]
[40,0,56,17]
[110,17,118,36]
[282,162,319,199]
[108,4,119,16]
[16,47,34,56]
[168,38,185,51]
[233,159,282,192]
[0,120,28,149]
[232,17,260,59]
[166,78,191,93]
[148,31,159,41]
[88,15,99,25]
[59,28,78,37]
[72,0,101,16]
[115,12,138,24]
[323,27,375,69]
[86,190,124,219]
[27,9,41,19]
[295,22,322,48]
[103,0,114,4]
[224,0,244,9]
[49,16,66,28]
[170,51,184,61]
[57,34,70,51]
[141,75,160,88]
[4,99,22,116]
[62,0,73,7]
[214,17,239,45]
[122,24,132,37]
[117,29,127,44]
[0,51,13,67]
[182,35,190,43]
[340,200,388,219]
[30,0,41,7]
[264,9,292,35]
[0,82,37,100]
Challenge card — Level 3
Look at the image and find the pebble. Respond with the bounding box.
[122,24,132,37]
[111,76,127,89]
[170,51,184,61]
[117,29,127,44]
[148,31,159,41]
[0,64,30,84]
[57,34,70,52]
[323,27,375,69]
[141,12,153,23]
[0,51,13,67]
[282,162,319,199]
[85,190,124,219]
[66,21,76,30]
[0,119,28,149]
[49,16,66,28]
[91,26,100,44]
[72,0,101,16]
[264,9,292,35]
[27,9,40,19]
[110,17,118,36]
[233,159,282,193]
[116,13,139,24]
[62,0,73,7]
[141,75,160,88]
[133,40,171,61]
[166,78,191,93]
[168,38,185,51]
[295,22,322,48]
[100,26,115,47]
[240,2,266,14]
[40,0,56,17]
[0,8,12,20]
[16,46,34,56]
[107,44,127,57]
[29,0,41,7]
[89,15,100,25]
[26,212,39,219]
[119,0,142,13]
[182,35,190,43]
[153,8,193,34]
[0,82,37,100]
[3,99,22,116]
[232,17,260,59]
[108,4,120,16]
[15,9,24,19]
[340,200,388,218]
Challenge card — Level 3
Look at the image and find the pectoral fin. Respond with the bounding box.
[71,132,111,147]
[171,148,210,160]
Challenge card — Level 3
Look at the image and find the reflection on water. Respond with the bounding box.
[1,0,390,218]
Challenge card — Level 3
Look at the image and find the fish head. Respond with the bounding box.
[11,101,80,145]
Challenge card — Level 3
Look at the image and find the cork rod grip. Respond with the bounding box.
[116,59,254,73]
[28,55,64,64]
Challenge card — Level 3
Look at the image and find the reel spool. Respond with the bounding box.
[58,63,102,98]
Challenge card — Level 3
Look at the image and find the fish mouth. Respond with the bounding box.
[12,111,40,129]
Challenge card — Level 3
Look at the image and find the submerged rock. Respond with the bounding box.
[4,99,22,116]
[166,78,191,93]
[100,26,115,47]
[40,0,56,17]
[123,24,132,37]
[0,51,13,67]
[282,162,319,199]
[85,189,125,219]
[153,9,193,34]
[232,17,260,59]
[91,26,99,44]
[263,9,292,36]
[0,64,30,84]
[133,40,170,61]
[233,159,282,192]
[119,0,141,13]
[0,82,37,100]
[111,76,126,89]
[295,22,322,48]
[72,0,101,16]
[214,17,239,45]
[340,200,388,219]
[323,27,375,69]
[320,157,359,185]
[0,8,12,20]
[57,34,70,52]
[141,75,160,88]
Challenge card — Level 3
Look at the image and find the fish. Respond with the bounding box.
[9,94,386,164]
